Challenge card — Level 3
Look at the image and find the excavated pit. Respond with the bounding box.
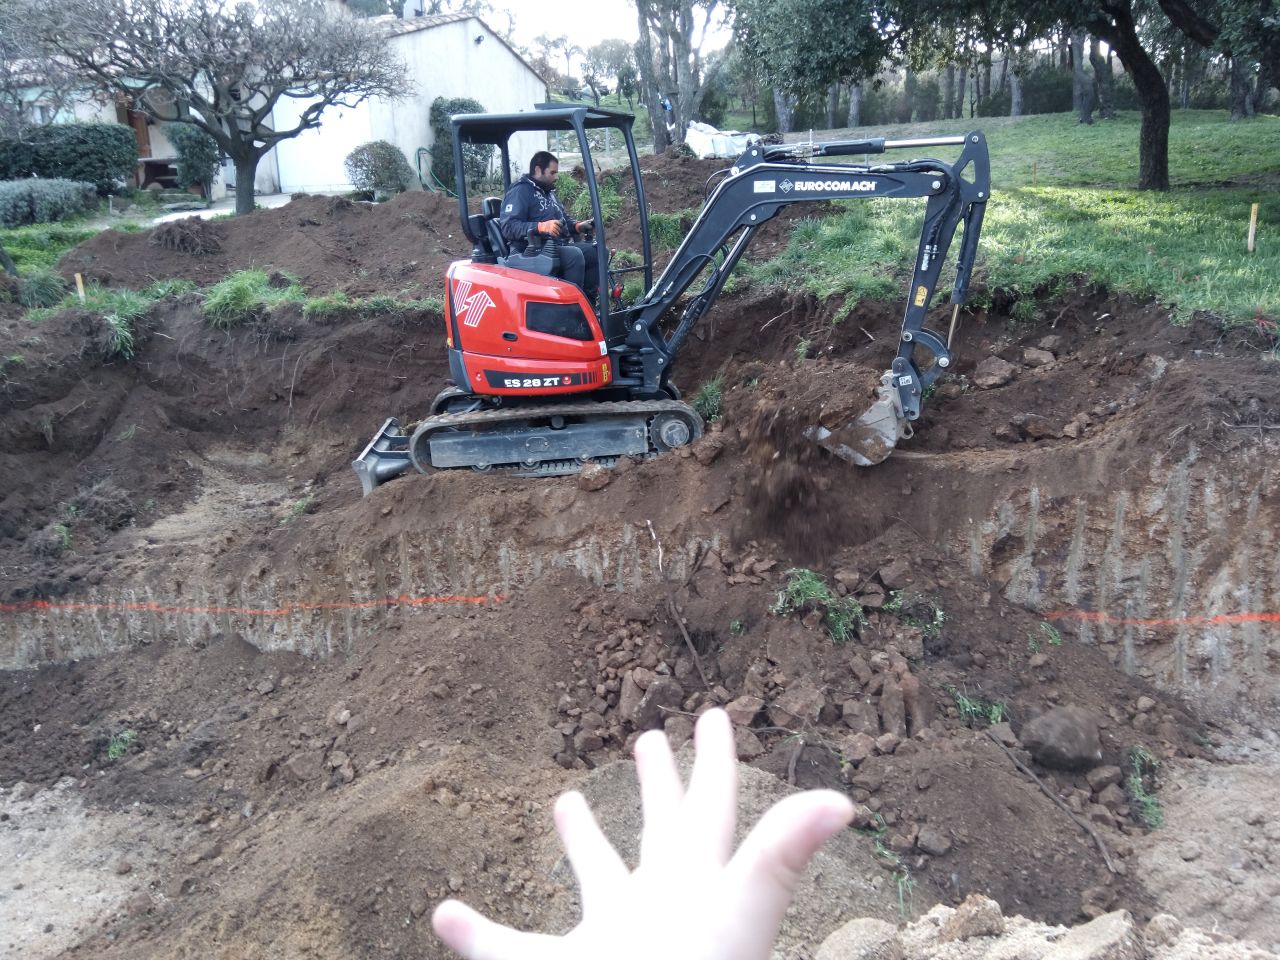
[2,181,1279,959]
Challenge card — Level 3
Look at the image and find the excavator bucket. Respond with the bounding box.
[352,418,413,497]
[806,373,912,467]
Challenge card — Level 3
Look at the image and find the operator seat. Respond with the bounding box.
[481,196,508,258]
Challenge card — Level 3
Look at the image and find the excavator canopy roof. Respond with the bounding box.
[451,104,636,144]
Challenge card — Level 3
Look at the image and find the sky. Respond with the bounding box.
[491,0,732,69]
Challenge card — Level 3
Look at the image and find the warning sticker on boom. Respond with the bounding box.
[913,285,929,307]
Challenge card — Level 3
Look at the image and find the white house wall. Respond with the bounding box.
[369,18,547,187]
[270,16,546,195]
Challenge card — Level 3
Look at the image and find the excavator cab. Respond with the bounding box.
[450,104,653,347]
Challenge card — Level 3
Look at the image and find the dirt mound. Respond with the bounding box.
[61,192,466,297]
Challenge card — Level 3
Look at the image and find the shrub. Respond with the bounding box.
[166,124,221,196]
[18,268,68,307]
[344,140,416,197]
[0,179,97,227]
[429,96,493,190]
[0,123,137,194]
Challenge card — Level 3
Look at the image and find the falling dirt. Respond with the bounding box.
[2,159,1279,959]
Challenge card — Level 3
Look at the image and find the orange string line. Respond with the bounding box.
[0,594,501,617]
[1046,610,1280,628]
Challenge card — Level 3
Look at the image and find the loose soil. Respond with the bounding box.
[2,156,1279,959]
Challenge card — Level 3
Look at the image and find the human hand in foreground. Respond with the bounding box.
[432,708,855,960]
[575,218,594,234]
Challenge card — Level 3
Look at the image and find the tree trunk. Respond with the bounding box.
[1229,58,1250,120]
[1250,63,1270,116]
[1089,36,1116,119]
[900,67,915,123]
[0,241,16,276]
[1092,2,1170,190]
[954,65,967,120]
[982,55,992,103]
[826,82,840,130]
[633,0,670,154]
[846,82,862,127]
[1073,30,1095,123]
[943,63,956,118]
[1010,67,1023,118]
[233,154,258,215]
[997,53,1009,94]
[773,89,796,134]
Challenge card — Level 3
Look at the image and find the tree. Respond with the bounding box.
[584,39,635,107]
[633,0,725,147]
[536,35,581,87]
[1155,0,1280,118]
[733,0,888,119]
[0,22,85,139]
[15,0,411,214]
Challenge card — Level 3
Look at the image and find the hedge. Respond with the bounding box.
[345,140,416,196]
[0,123,138,195]
[0,179,98,227]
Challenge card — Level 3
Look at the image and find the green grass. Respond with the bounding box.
[302,290,355,320]
[691,374,724,421]
[106,729,136,761]
[648,209,695,250]
[883,590,947,642]
[946,685,1007,727]
[1126,745,1164,829]
[771,567,866,644]
[280,494,314,524]
[747,111,1278,325]
[144,278,197,299]
[0,224,98,271]
[18,269,68,308]
[202,269,305,329]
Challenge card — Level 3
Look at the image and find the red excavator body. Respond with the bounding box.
[444,262,611,398]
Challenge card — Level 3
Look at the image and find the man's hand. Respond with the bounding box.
[432,708,855,960]
[536,220,563,237]
[576,218,594,234]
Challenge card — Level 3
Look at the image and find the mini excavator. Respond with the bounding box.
[354,104,989,495]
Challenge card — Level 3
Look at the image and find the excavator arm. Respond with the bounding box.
[616,132,989,463]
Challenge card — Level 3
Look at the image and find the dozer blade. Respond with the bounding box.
[806,374,911,467]
[352,417,414,497]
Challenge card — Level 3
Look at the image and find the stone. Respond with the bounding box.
[618,672,644,724]
[973,356,1017,389]
[848,655,874,686]
[989,721,1019,747]
[916,826,951,856]
[1037,335,1063,353]
[577,463,612,491]
[839,733,877,765]
[113,860,133,875]
[255,677,276,696]
[1135,696,1156,713]
[1024,347,1056,367]
[1029,652,1051,669]
[284,750,326,782]
[1177,841,1201,862]
[632,678,683,731]
[842,698,880,737]
[939,894,1005,941]
[1143,914,1183,948]
[734,726,765,761]
[877,558,911,590]
[1043,910,1143,960]
[890,625,925,660]
[768,680,825,729]
[899,674,935,736]
[724,695,765,727]
[1012,413,1063,440]
[1096,784,1127,810]
[878,677,907,738]
[1019,706,1102,771]
[1086,766,1123,792]
[874,733,901,755]
[816,917,904,960]
[663,715,694,746]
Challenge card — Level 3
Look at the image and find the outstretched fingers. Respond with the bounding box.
[635,727,684,866]
[719,790,855,953]
[553,791,629,915]
[682,708,738,864]
[431,900,561,960]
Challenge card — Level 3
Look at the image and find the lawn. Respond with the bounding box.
[747,110,1277,325]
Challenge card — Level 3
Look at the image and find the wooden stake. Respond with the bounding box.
[1248,202,1259,253]
[1031,161,1037,187]
[74,272,86,303]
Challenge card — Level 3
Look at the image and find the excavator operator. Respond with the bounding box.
[499,151,599,301]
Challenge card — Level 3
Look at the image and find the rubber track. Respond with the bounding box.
[411,399,703,474]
